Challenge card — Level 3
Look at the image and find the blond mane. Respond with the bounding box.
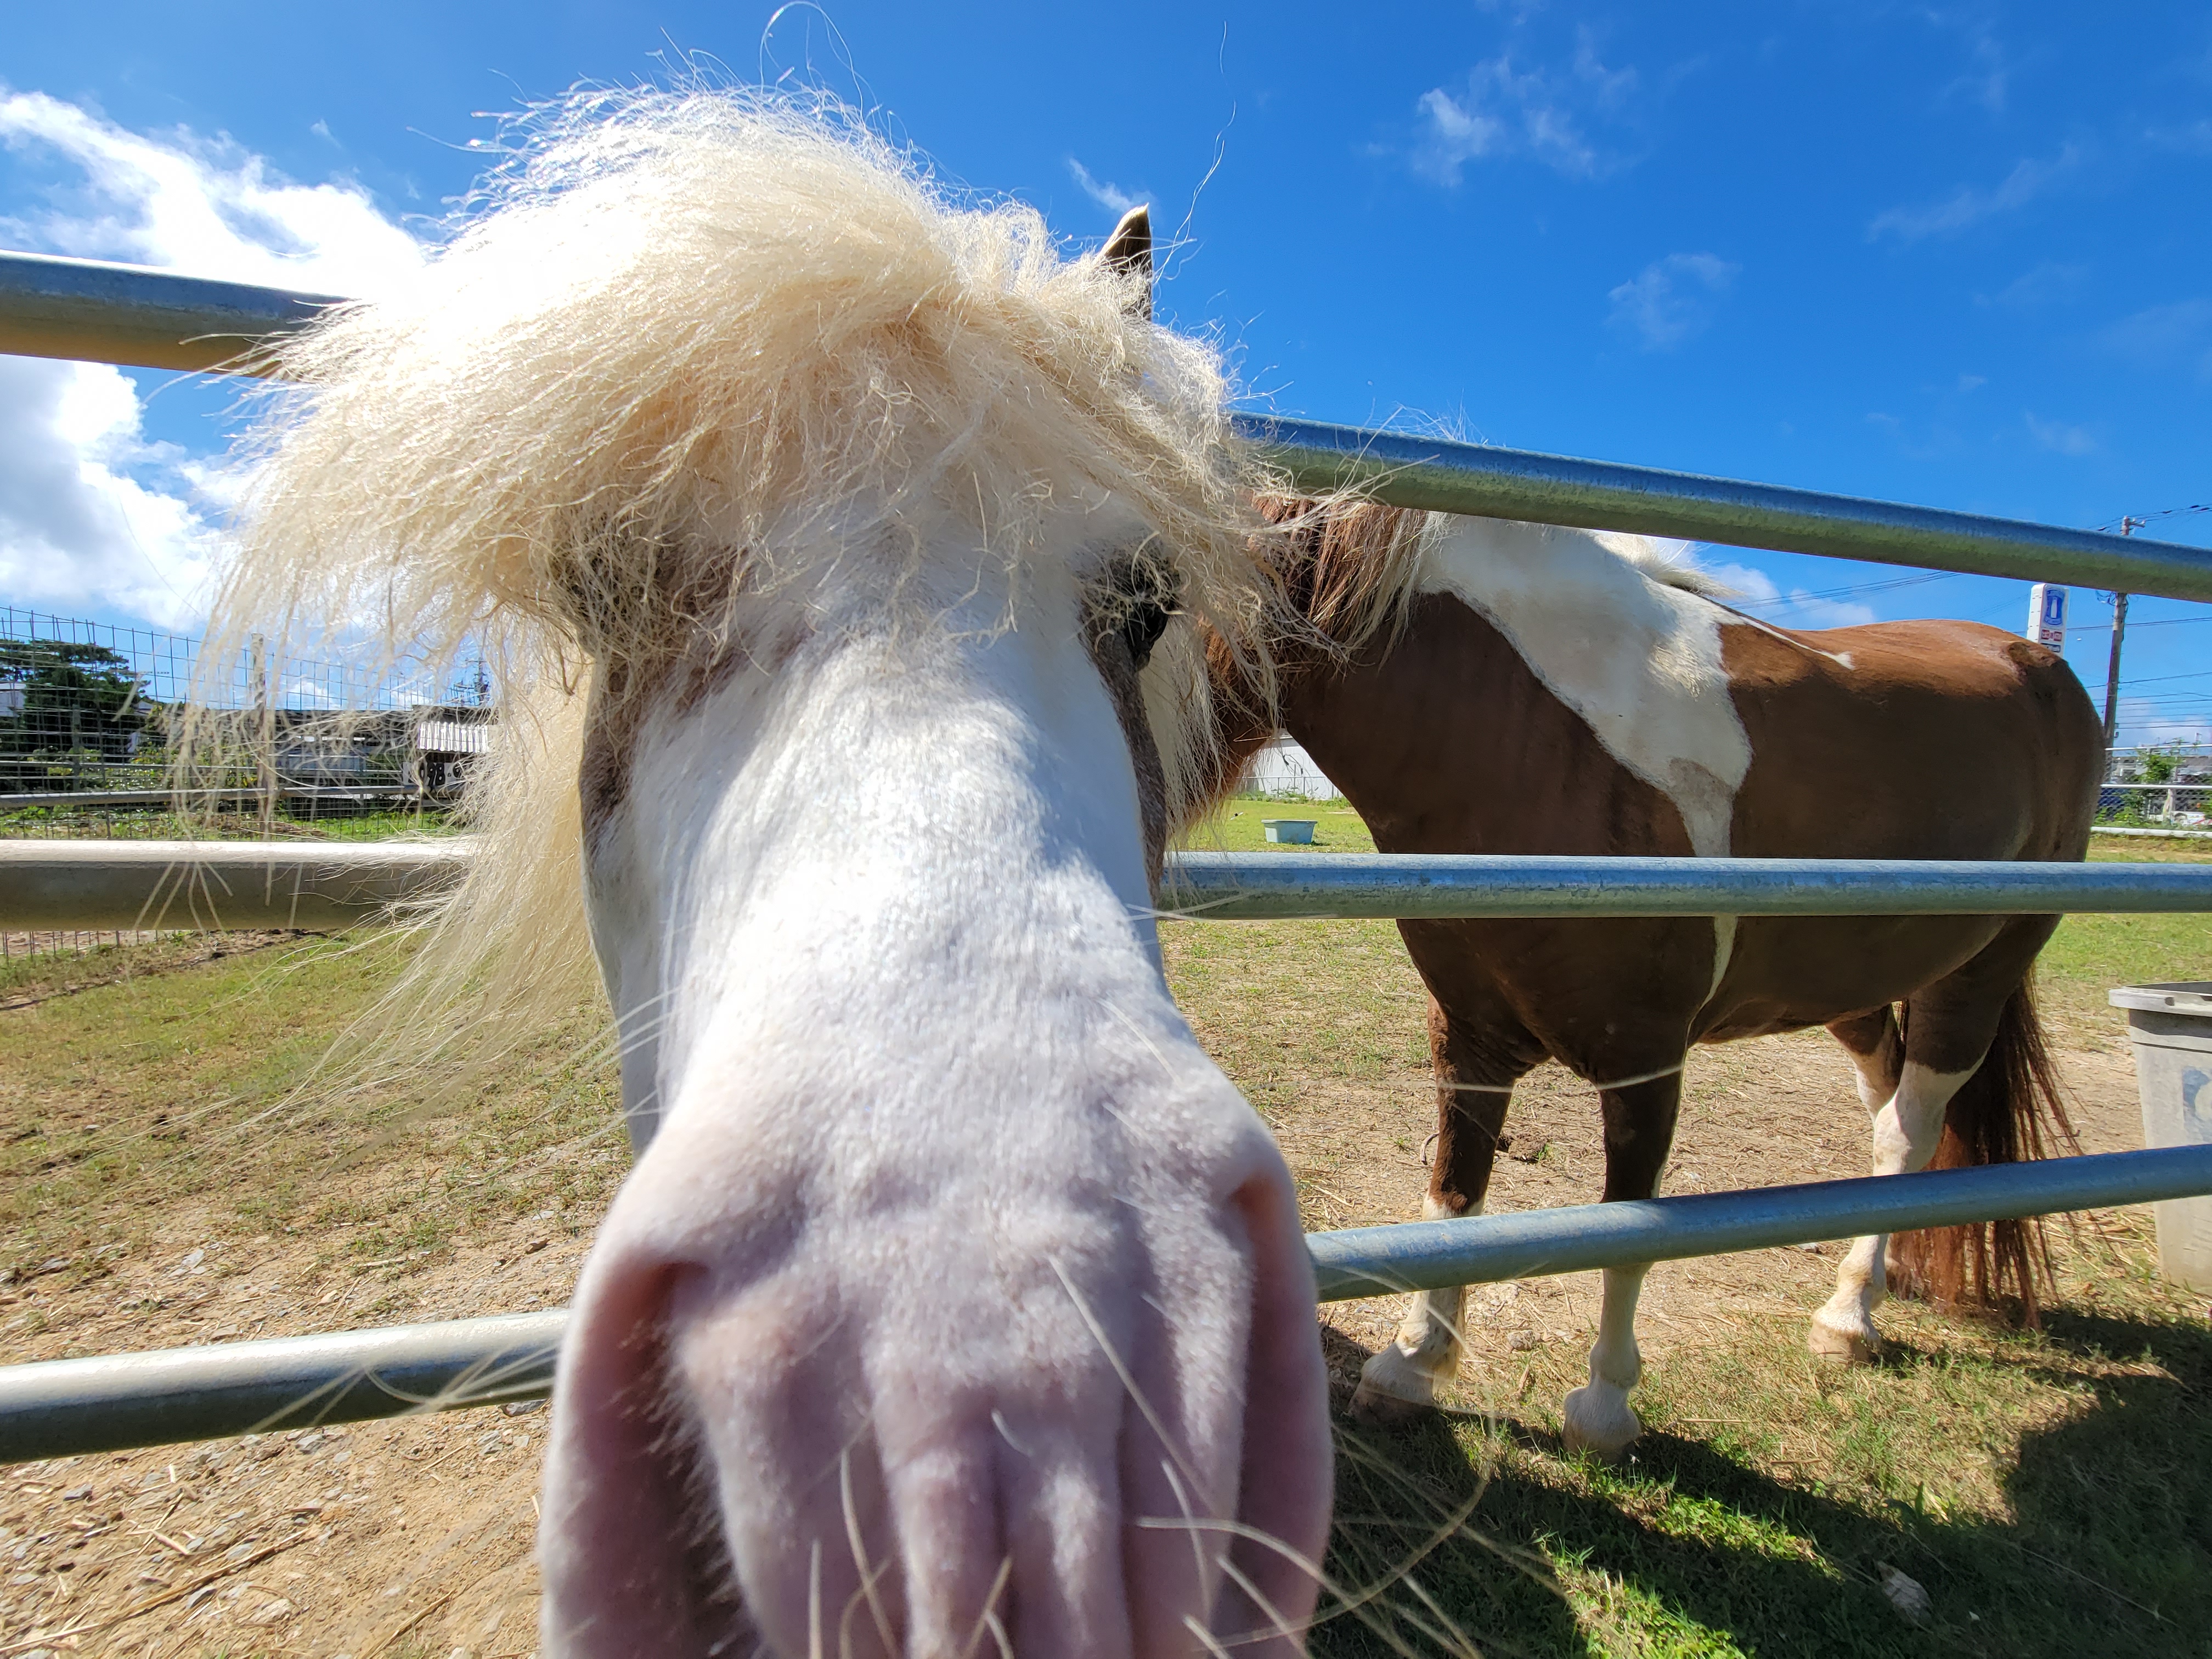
[1247,495,1735,650]
[194,86,1286,1080]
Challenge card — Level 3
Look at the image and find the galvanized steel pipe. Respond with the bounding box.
[5,1147,2209,1463]
[1307,1142,2212,1299]
[0,250,338,374]
[0,837,471,931]
[0,1312,562,1463]
[5,248,2210,599]
[1161,850,2212,919]
[13,839,2212,932]
[1235,414,2212,602]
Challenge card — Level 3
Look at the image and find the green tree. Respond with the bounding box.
[0,640,149,772]
[2138,743,2187,785]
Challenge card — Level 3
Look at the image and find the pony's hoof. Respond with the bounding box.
[1350,1345,1444,1426]
[1560,1384,1641,1460]
[1348,1381,1435,1428]
[1807,1313,1880,1364]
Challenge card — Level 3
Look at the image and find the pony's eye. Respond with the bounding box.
[1120,591,1173,670]
[1104,556,1181,672]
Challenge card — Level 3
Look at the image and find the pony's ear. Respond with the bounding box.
[1101,204,1153,321]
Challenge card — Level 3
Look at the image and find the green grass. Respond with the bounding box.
[1306,1268,2211,1658]
[0,804,462,840]
[2033,835,2212,1028]
[0,934,625,1303]
[1174,794,1378,854]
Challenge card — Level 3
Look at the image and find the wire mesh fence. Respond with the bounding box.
[1,927,184,967]
[0,607,492,803]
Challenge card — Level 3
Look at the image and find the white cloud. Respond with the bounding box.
[1867,145,2081,242]
[1065,157,1138,217]
[1701,560,1878,630]
[1939,21,2012,115]
[0,354,221,627]
[2096,297,2212,380]
[2116,696,2212,751]
[1988,260,2090,310]
[2146,119,2212,156]
[1413,35,1638,184]
[0,88,422,295]
[0,92,426,630]
[1606,252,1737,350]
[2023,410,2096,456]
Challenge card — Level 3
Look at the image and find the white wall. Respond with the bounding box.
[1242,734,1339,800]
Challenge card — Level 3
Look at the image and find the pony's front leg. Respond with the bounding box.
[1561,1066,1683,1459]
[1352,998,1523,1425]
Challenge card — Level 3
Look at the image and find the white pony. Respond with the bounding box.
[207,91,1329,1657]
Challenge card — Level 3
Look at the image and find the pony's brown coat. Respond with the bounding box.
[1209,498,2100,1316]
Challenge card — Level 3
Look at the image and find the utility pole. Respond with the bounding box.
[2100,516,2146,778]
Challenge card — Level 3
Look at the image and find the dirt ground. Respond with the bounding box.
[0,966,2170,1657]
[1294,1024,2150,1396]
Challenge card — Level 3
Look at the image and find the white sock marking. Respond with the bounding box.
[1563,1263,1650,1456]
[1356,1195,1480,1408]
[1815,1058,1981,1346]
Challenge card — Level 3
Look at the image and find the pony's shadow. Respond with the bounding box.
[1310,1316,2212,1658]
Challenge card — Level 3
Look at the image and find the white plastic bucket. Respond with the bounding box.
[1262,819,1316,845]
[2108,981,2212,1290]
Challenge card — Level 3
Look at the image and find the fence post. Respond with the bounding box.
[250,634,273,838]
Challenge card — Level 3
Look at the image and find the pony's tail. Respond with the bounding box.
[1887,977,2080,1323]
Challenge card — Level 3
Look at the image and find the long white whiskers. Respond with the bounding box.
[839,1447,899,1657]
[1045,1255,1210,1506]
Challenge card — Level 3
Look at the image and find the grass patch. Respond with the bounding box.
[0,932,624,1310]
[0,804,463,841]
[1300,1214,2210,1657]
[1175,794,1376,855]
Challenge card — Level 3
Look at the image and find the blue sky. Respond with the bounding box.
[2,2,2208,741]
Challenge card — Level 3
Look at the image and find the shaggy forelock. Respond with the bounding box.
[196,84,1284,1078]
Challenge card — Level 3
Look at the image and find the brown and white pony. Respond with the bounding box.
[205,103,1329,1657]
[1195,497,2100,1457]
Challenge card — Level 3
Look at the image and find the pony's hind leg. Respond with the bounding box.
[1809,998,1985,1361]
[1352,997,1528,1425]
[1561,1064,1685,1459]
[1829,1005,1904,1116]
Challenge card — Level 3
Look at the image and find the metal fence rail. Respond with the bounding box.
[6,1145,2208,1463]
[10,838,2212,932]
[0,838,472,931]
[0,249,336,374]
[6,249,2211,601]
[1239,415,2212,601]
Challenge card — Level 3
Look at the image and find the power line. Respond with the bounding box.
[2095,504,2211,533]
[1731,571,1960,607]
[2066,613,2212,634]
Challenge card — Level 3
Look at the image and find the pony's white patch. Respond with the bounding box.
[1562,1263,1650,1458]
[1841,1041,1896,1117]
[1353,1196,1479,1410]
[1810,1059,1980,1356]
[1706,914,1738,1004]
[1418,518,1752,858]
